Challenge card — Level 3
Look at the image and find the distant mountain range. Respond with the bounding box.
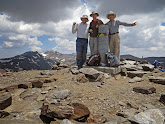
[0,51,164,72]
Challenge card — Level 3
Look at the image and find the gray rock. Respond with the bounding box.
[133,86,156,94]
[142,64,154,71]
[131,109,165,124]
[60,119,74,124]
[79,68,100,79]
[129,77,142,83]
[54,90,71,100]
[149,76,165,85]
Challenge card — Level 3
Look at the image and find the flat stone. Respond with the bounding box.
[149,76,165,85]
[85,66,122,75]
[54,90,71,100]
[76,74,88,83]
[142,64,154,71]
[133,86,156,94]
[40,71,54,76]
[129,77,142,83]
[130,109,165,124]
[127,71,151,78]
[0,92,12,110]
[41,104,74,119]
[37,94,46,101]
[59,64,69,68]
[122,65,143,71]
[79,68,100,79]
[160,93,165,105]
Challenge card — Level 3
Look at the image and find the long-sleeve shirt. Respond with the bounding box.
[72,22,89,39]
[89,19,103,37]
[106,20,132,34]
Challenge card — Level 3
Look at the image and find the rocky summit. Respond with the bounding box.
[0,59,165,124]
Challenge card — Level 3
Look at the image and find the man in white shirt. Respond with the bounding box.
[72,15,89,69]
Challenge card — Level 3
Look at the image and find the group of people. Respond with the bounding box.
[72,11,136,69]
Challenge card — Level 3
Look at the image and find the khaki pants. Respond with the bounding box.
[89,37,98,56]
[109,33,120,60]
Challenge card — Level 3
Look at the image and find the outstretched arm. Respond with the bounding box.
[118,20,136,27]
[72,22,77,34]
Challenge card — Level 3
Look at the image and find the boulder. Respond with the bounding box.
[0,92,12,110]
[130,109,165,124]
[160,93,165,105]
[87,114,107,123]
[142,64,154,71]
[149,76,165,85]
[79,68,100,79]
[70,103,90,122]
[76,74,88,83]
[31,79,43,88]
[133,86,156,94]
[54,90,71,100]
[41,104,74,119]
[129,77,142,83]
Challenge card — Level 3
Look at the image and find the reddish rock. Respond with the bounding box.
[0,92,12,110]
[87,114,107,123]
[133,86,156,94]
[41,104,74,119]
[71,103,90,121]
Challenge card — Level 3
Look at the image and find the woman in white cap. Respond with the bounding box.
[72,15,89,69]
[89,11,103,56]
[106,11,136,60]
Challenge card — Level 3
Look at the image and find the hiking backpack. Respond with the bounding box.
[86,54,101,66]
[106,52,120,67]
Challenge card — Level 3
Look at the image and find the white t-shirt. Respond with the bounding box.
[72,22,89,39]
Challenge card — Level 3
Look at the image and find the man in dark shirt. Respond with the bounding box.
[89,11,103,56]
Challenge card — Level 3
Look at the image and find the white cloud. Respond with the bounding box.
[3,41,13,48]
[48,37,76,54]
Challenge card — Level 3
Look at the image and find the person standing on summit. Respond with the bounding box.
[89,11,103,56]
[106,11,136,60]
[72,15,89,69]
